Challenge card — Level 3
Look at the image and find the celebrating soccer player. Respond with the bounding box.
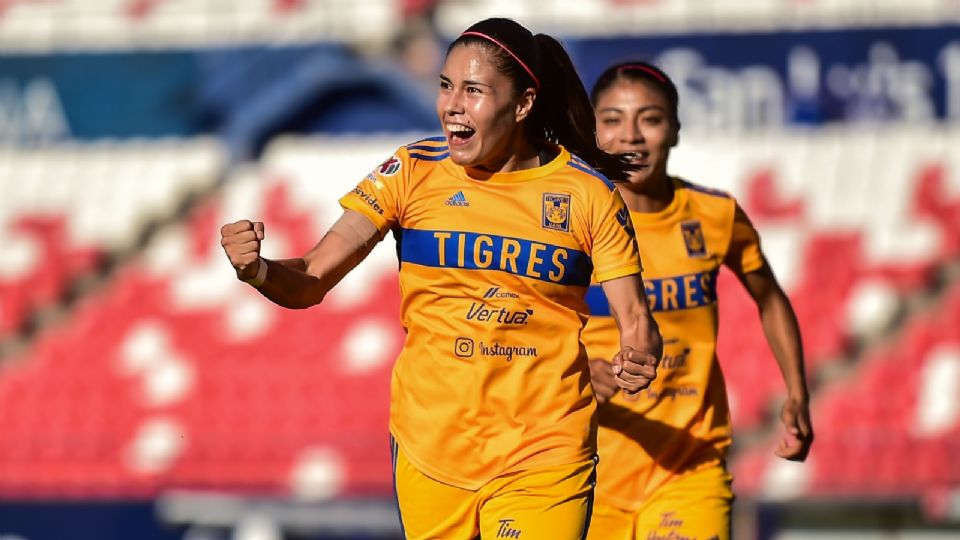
[221,19,663,540]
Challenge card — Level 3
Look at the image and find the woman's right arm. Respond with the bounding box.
[220,209,381,309]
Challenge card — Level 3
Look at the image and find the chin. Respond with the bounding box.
[449,147,484,167]
[448,153,475,167]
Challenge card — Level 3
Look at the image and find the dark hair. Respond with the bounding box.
[448,18,634,182]
[591,61,681,130]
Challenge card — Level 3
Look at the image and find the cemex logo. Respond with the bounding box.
[483,287,519,299]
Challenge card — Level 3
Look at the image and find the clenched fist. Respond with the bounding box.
[220,220,264,280]
[588,359,620,404]
[612,347,659,398]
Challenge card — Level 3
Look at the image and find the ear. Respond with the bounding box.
[515,88,537,123]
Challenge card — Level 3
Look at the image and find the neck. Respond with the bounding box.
[618,169,674,213]
[474,132,540,174]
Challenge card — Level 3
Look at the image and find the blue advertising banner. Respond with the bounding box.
[1,25,957,144]
[0,51,200,143]
[0,44,437,150]
[569,25,960,131]
[0,501,181,540]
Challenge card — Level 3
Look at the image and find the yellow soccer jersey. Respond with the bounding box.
[339,137,642,490]
[581,177,763,511]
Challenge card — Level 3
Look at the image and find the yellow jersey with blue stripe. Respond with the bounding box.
[581,177,763,510]
[340,137,642,490]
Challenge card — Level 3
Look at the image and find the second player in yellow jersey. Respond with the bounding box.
[583,61,813,540]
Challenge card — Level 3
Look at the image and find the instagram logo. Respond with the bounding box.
[455,337,475,358]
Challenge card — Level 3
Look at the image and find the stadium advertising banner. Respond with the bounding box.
[572,25,960,132]
[0,25,957,144]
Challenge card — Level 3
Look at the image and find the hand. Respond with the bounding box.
[774,396,813,461]
[588,359,620,404]
[220,220,264,281]
[612,346,659,400]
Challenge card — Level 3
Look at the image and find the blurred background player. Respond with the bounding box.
[221,19,662,540]
[581,61,813,540]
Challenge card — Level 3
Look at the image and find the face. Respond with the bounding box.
[437,43,535,171]
[594,78,678,188]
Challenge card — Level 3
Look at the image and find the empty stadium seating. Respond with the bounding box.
[0,140,224,340]
[685,127,960,431]
[731,281,960,500]
[1,128,958,499]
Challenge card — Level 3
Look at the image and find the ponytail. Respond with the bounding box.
[529,35,634,181]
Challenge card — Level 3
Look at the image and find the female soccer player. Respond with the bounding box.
[221,20,662,540]
[582,61,813,540]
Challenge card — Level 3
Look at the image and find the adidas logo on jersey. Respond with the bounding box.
[445,191,470,207]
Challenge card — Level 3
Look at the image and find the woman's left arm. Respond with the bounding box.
[737,261,814,461]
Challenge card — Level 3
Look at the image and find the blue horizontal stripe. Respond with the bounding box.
[586,285,610,316]
[410,152,450,161]
[414,136,447,144]
[567,160,615,191]
[588,270,719,316]
[407,143,449,152]
[409,152,449,161]
[399,228,592,286]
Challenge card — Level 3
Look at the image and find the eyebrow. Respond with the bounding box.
[597,105,667,114]
[439,74,493,88]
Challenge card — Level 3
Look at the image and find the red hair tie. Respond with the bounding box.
[461,31,541,89]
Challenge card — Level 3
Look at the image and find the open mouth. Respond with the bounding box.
[624,152,650,168]
[446,123,476,145]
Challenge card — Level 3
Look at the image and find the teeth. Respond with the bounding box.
[447,124,473,133]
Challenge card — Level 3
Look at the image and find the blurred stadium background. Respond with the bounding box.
[1,1,960,538]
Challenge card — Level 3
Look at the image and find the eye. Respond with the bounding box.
[643,115,664,126]
[600,117,620,126]
[439,80,452,90]
[466,86,482,94]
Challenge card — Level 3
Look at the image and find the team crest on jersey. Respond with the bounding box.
[376,155,402,176]
[680,220,707,258]
[542,193,571,232]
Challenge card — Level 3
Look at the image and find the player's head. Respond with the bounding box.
[591,61,680,188]
[441,18,631,179]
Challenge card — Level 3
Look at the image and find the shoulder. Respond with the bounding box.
[674,177,733,200]
[564,153,617,193]
[403,136,450,162]
[372,137,448,181]
[674,177,739,228]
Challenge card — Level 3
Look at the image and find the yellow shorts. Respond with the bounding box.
[587,465,733,540]
[391,438,597,539]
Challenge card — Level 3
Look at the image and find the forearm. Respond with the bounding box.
[250,257,329,309]
[760,292,809,400]
[616,305,663,360]
[251,227,374,309]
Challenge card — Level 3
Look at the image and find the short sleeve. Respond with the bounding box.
[591,188,643,283]
[724,203,764,274]
[339,147,409,237]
